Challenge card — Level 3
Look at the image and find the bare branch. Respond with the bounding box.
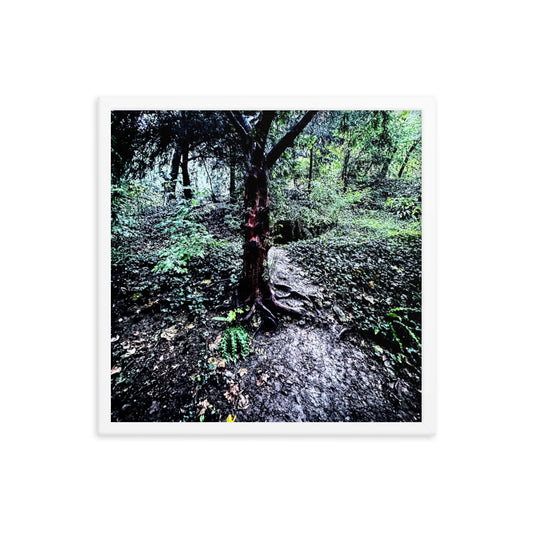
[266,111,317,168]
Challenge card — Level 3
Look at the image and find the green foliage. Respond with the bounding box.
[152,231,213,274]
[385,197,421,220]
[218,325,251,363]
[374,307,421,380]
[213,308,244,322]
[152,201,215,274]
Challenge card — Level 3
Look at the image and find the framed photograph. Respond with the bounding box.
[98,96,436,435]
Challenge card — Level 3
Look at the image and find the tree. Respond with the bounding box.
[226,110,317,323]
[398,138,420,179]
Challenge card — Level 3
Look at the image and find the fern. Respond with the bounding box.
[219,325,251,363]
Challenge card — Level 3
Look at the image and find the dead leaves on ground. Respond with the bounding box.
[197,398,212,417]
[208,333,223,352]
[224,381,250,410]
[207,356,226,369]
[160,324,178,341]
[256,373,270,387]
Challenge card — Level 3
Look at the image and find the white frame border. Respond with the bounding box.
[98,96,436,436]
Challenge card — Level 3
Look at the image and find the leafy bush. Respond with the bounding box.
[385,197,421,220]
[152,201,215,274]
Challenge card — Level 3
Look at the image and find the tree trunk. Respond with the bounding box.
[308,146,313,194]
[202,159,217,202]
[240,156,271,303]
[167,147,181,201]
[181,144,192,200]
[398,139,420,179]
[229,146,236,203]
[376,147,397,198]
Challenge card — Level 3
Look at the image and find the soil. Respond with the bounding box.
[111,215,421,422]
[232,247,419,422]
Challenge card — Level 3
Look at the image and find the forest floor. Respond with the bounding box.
[111,204,421,423]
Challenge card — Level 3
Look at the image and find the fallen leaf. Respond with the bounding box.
[208,333,223,351]
[202,279,212,284]
[256,373,269,386]
[369,281,375,288]
[111,335,120,343]
[186,324,195,330]
[111,366,121,376]
[226,414,236,422]
[238,395,250,409]
[161,325,178,341]
[208,357,226,368]
[197,398,210,416]
[238,368,248,377]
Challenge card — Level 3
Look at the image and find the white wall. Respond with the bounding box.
[1,1,531,532]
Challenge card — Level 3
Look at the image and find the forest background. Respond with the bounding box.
[110,108,424,423]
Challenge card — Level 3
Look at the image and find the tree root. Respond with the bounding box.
[268,292,303,317]
[238,282,317,331]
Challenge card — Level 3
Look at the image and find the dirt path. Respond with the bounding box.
[233,247,421,422]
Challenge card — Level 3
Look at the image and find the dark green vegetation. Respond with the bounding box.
[111,110,422,422]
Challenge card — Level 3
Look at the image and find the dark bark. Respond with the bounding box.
[266,111,317,168]
[239,155,271,302]
[239,112,276,302]
[398,139,420,179]
[308,146,314,194]
[181,144,192,200]
[229,146,236,203]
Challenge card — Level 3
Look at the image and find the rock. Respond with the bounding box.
[332,305,347,322]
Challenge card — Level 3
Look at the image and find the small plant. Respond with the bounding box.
[213,307,244,323]
[374,306,422,380]
[218,325,251,363]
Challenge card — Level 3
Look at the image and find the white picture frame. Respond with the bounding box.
[98,96,436,435]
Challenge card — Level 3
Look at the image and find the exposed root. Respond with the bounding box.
[256,299,278,328]
[269,292,304,317]
[243,302,256,322]
[272,282,314,306]
[239,281,315,331]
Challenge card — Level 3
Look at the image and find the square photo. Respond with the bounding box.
[99,98,434,433]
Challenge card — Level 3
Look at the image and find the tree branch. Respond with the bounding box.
[254,111,276,151]
[225,111,251,141]
[266,111,317,168]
